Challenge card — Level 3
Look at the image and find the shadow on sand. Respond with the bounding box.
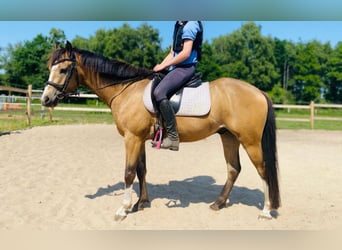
[85,175,264,211]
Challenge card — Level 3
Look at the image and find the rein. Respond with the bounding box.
[96,74,152,91]
[45,54,79,100]
[46,47,154,105]
[97,73,154,107]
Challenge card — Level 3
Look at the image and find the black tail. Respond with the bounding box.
[261,93,280,209]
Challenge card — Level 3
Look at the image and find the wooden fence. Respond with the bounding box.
[50,101,342,129]
[1,85,342,129]
[274,101,342,129]
[0,85,33,125]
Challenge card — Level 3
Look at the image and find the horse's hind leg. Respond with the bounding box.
[243,143,273,219]
[210,131,241,210]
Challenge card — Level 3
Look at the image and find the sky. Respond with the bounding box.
[1,21,342,52]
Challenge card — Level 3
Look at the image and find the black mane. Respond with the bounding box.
[50,47,154,80]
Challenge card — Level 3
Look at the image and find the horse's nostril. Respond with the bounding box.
[43,96,50,104]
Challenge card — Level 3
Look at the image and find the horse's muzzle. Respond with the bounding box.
[41,95,58,107]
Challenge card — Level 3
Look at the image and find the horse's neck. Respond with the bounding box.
[83,72,150,108]
[79,71,120,106]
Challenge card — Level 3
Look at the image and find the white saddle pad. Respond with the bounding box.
[143,81,211,116]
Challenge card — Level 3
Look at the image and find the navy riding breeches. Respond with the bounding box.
[153,64,195,103]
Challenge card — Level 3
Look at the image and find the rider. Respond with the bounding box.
[152,21,203,151]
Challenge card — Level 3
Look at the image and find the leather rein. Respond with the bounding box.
[45,51,155,104]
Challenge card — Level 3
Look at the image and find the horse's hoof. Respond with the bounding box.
[115,206,128,221]
[133,203,144,212]
[258,211,273,220]
[210,202,227,211]
[114,214,127,221]
[210,203,220,211]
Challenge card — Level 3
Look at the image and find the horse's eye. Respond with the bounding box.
[60,68,68,74]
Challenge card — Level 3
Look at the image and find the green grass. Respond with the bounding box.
[274,108,342,130]
[0,107,114,132]
[1,104,342,132]
[275,119,342,130]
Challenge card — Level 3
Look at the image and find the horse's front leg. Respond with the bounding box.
[133,143,150,211]
[115,134,144,221]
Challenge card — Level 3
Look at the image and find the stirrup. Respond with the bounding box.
[151,127,163,149]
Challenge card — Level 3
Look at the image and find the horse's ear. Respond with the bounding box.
[66,40,73,56]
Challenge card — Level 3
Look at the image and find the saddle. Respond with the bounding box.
[143,72,211,149]
[151,72,202,113]
[143,72,211,117]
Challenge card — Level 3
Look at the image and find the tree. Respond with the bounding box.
[72,35,92,51]
[326,42,342,103]
[1,24,164,90]
[1,33,54,89]
[211,22,279,91]
[1,22,340,105]
[289,41,332,103]
[268,83,287,104]
[0,46,5,84]
[73,23,164,69]
[48,28,66,46]
[196,41,223,81]
[273,39,297,103]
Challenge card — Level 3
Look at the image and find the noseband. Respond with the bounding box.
[45,53,79,99]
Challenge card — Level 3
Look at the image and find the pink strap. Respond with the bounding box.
[153,128,163,149]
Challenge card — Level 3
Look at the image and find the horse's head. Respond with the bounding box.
[41,41,79,107]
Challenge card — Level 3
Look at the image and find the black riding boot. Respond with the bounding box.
[158,99,179,151]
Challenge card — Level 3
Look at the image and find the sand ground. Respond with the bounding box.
[0,124,341,230]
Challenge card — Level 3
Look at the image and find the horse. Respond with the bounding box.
[41,41,280,221]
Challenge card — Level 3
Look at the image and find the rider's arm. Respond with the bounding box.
[153,39,193,72]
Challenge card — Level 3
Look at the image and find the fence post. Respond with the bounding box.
[310,101,314,129]
[49,107,53,121]
[26,84,32,126]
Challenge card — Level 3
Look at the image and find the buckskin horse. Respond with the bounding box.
[41,41,280,221]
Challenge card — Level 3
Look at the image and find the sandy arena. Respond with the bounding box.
[0,124,341,230]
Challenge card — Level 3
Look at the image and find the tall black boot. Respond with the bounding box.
[158,99,179,151]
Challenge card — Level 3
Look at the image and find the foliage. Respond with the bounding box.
[326,42,342,103]
[211,22,279,91]
[289,41,332,103]
[268,83,287,104]
[196,41,223,81]
[0,29,66,89]
[1,22,342,104]
[72,23,163,69]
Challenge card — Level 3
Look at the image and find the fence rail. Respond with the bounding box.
[1,86,342,129]
[0,85,32,125]
[39,101,342,129]
[53,106,110,112]
[274,101,342,129]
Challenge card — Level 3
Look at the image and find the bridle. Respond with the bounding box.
[45,52,79,100]
[45,49,154,104]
